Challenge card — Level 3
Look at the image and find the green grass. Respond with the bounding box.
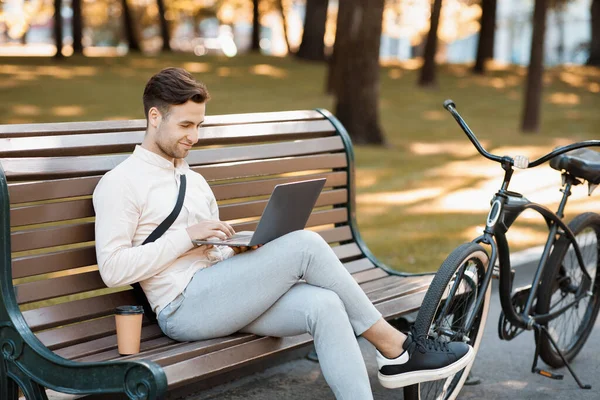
[1,53,599,274]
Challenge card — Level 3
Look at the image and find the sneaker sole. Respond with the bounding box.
[377,346,475,389]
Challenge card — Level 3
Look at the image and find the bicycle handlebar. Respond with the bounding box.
[443,99,600,169]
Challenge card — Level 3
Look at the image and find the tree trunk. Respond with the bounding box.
[156,0,171,52]
[473,0,497,74]
[121,0,141,52]
[72,0,83,54]
[521,0,548,134]
[588,0,600,66]
[277,0,292,54]
[251,0,261,52]
[325,3,343,94]
[419,0,443,87]
[53,0,63,59]
[331,0,387,145]
[296,0,328,61]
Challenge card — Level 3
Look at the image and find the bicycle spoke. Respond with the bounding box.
[546,226,598,355]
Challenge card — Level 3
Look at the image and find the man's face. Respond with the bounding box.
[148,100,206,161]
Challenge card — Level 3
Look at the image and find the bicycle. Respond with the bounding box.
[404,100,600,400]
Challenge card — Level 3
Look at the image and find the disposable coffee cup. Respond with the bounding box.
[115,305,144,355]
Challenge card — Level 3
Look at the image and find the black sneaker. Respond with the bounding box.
[376,327,475,389]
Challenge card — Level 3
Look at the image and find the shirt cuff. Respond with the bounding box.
[167,228,196,256]
[218,245,236,260]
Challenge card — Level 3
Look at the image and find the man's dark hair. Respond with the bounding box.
[143,67,210,120]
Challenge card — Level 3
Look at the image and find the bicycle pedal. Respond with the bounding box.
[534,368,563,380]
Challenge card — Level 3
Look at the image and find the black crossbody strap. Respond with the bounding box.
[142,174,187,245]
[133,174,187,322]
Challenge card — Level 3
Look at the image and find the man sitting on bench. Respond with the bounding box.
[93,67,474,399]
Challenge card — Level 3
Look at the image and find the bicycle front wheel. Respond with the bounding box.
[536,212,600,368]
[404,243,491,400]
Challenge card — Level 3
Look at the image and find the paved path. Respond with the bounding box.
[188,261,600,400]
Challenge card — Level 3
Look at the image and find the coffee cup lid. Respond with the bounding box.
[115,305,144,315]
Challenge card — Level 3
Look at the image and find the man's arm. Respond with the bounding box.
[206,186,236,260]
[93,175,194,288]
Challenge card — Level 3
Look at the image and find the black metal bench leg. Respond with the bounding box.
[1,359,19,400]
[3,359,48,400]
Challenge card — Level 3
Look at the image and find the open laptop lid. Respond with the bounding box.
[246,177,327,246]
[192,177,326,247]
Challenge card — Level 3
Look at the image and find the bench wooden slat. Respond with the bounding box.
[35,315,119,350]
[76,334,259,365]
[11,223,95,253]
[54,325,165,360]
[343,258,376,274]
[0,110,324,137]
[210,171,347,201]
[219,189,347,221]
[2,137,344,180]
[12,246,96,279]
[11,199,94,227]
[9,173,347,227]
[366,275,433,303]
[360,275,403,294]
[23,290,135,331]
[7,154,347,204]
[0,120,335,157]
[316,225,352,243]
[352,268,389,284]
[193,153,348,182]
[67,331,174,362]
[16,270,105,305]
[331,243,361,260]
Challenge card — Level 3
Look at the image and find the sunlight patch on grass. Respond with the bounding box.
[421,110,447,121]
[388,68,403,79]
[250,64,288,78]
[183,62,212,73]
[358,187,444,206]
[52,105,85,117]
[409,141,481,157]
[12,104,41,116]
[548,92,580,106]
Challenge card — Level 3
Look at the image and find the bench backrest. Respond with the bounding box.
[0,109,384,354]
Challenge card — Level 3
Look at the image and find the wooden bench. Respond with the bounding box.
[0,109,433,399]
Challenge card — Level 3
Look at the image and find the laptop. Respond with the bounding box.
[192,178,327,247]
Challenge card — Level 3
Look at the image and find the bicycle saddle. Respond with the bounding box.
[550,148,600,185]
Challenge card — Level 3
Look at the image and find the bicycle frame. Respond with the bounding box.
[456,165,593,336]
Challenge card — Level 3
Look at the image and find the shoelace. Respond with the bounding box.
[409,326,450,354]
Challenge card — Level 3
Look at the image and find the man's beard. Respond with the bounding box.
[156,127,189,160]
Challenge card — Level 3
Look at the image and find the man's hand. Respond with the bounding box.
[186,220,235,245]
[231,245,261,255]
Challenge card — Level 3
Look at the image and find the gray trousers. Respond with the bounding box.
[157,230,383,399]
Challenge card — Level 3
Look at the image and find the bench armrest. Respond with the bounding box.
[0,315,167,399]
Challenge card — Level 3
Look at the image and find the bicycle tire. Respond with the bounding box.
[536,212,600,368]
[404,243,491,400]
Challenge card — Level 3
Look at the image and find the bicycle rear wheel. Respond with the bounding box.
[536,212,600,368]
[404,243,491,400]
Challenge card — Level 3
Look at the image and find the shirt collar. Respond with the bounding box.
[133,145,190,173]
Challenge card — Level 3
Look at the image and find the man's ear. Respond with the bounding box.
[148,107,162,128]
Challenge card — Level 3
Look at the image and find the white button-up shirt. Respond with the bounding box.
[93,145,235,314]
